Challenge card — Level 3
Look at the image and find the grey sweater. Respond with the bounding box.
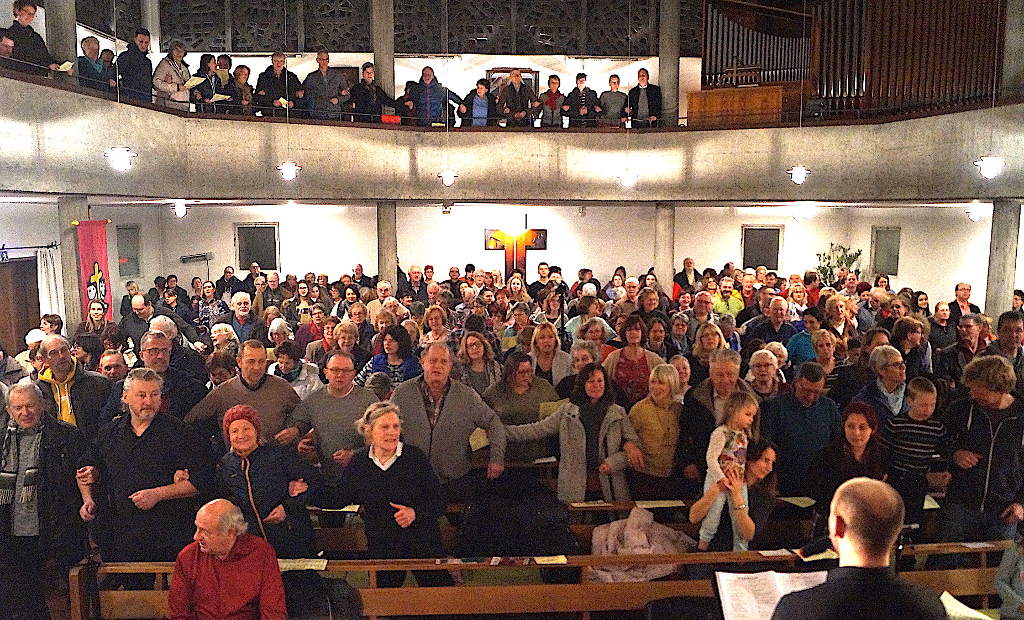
[505,400,640,502]
[391,378,507,484]
[288,385,378,482]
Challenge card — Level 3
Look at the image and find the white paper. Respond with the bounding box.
[635,500,687,509]
[778,496,816,508]
[183,76,206,89]
[924,495,940,510]
[960,542,994,549]
[210,93,230,102]
[758,549,793,557]
[278,558,327,571]
[716,570,827,620]
[940,591,991,619]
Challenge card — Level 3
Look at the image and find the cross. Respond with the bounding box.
[486,228,547,279]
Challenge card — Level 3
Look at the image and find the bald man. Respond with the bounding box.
[772,478,946,619]
[169,499,286,619]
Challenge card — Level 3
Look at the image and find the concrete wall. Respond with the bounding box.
[2,74,1024,203]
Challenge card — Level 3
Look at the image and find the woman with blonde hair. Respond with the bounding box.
[457,330,501,395]
[506,274,533,305]
[786,282,808,321]
[530,322,572,386]
[211,323,240,358]
[628,363,683,499]
[419,304,450,346]
[685,323,727,387]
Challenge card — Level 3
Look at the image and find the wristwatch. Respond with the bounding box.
[732,503,748,511]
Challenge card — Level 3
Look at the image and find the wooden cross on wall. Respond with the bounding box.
[485,228,548,279]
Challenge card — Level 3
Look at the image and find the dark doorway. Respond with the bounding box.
[0,257,40,355]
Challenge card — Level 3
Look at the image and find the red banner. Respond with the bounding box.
[76,220,112,320]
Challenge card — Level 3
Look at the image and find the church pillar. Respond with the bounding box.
[654,204,676,287]
[376,201,398,286]
[658,0,681,126]
[985,199,1021,316]
[57,195,90,330]
[370,0,396,98]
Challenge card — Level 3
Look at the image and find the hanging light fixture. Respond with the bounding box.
[438,168,458,187]
[278,160,301,181]
[974,155,1005,180]
[441,201,452,214]
[105,146,137,172]
[619,168,639,188]
[172,200,187,218]
[787,165,811,185]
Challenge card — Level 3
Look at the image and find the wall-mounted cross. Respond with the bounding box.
[485,228,548,279]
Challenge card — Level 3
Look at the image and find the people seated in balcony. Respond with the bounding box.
[411,66,461,127]
[457,78,498,127]
[599,74,628,126]
[536,74,565,128]
[302,50,350,121]
[77,36,115,93]
[116,27,152,103]
[496,68,540,127]
[625,67,662,128]
[223,65,253,115]
[7,1,61,76]
[563,72,600,128]
[254,52,304,118]
[349,61,398,124]
[152,40,191,111]
[190,53,224,114]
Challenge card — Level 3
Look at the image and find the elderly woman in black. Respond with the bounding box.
[331,401,451,587]
[218,405,322,616]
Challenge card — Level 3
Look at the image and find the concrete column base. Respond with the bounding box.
[985,199,1021,316]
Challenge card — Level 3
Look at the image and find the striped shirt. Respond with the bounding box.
[880,412,948,475]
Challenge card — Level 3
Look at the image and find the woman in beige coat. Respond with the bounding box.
[152,40,191,111]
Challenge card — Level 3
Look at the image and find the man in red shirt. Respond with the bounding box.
[169,499,286,619]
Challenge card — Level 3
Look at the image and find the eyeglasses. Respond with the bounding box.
[884,361,907,369]
[141,347,172,356]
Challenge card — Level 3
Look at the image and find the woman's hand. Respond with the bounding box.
[263,504,286,524]
[390,502,416,528]
[288,479,308,497]
[623,441,645,470]
[80,498,97,522]
[598,462,611,474]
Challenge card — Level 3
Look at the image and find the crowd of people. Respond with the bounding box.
[0,1,667,127]
[5,249,1024,617]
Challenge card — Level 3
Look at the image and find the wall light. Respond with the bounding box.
[974,155,1005,180]
[439,169,458,187]
[104,146,137,172]
[787,165,810,185]
[278,160,301,181]
[619,169,638,188]
[173,200,187,218]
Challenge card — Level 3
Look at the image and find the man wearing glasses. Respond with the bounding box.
[35,334,111,441]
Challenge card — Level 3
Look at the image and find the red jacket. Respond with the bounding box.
[169,534,286,620]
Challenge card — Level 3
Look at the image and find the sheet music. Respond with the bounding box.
[716,570,826,620]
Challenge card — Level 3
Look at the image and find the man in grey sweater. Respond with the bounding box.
[598,74,628,126]
[391,343,507,502]
[285,351,377,483]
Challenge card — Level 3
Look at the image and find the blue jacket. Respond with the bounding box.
[852,378,909,424]
[413,78,460,126]
[762,392,842,496]
[944,395,1024,515]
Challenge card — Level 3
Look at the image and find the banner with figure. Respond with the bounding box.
[76,220,112,320]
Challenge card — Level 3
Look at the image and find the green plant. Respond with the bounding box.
[816,243,863,285]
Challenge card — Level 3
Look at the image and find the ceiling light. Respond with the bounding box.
[439,168,458,187]
[173,200,187,218]
[278,160,301,181]
[577,206,586,217]
[787,165,810,185]
[974,155,1005,180]
[104,146,137,172]
[619,169,638,188]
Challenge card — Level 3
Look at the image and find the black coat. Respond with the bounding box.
[0,413,93,557]
[563,86,600,127]
[101,367,208,424]
[772,566,946,620]
[254,66,302,116]
[7,21,53,76]
[36,364,112,442]
[350,80,397,123]
[115,47,153,102]
[626,83,663,125]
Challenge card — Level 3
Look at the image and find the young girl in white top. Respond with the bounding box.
[698,391,758,551]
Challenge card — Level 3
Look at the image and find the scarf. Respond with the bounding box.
[274,363,302,383]
[0,418,41,510]
[39,361,78,426]
[544,89,563,109]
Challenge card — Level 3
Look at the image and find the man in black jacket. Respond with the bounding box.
[0,383,96,619]
[115,28,153,103]
[120,295,199,354]
[35,335,112,442]
[625,68,663,128]
[254,52,304,117]
[772,478,946,619]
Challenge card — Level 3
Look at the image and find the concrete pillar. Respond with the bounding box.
[377,201,398,287]
[140,0,162,54]
[57,195,90,330]
[985,199,1021,316]
[658,0,680,126]
[1004,0,1024,98]
[370,0,396,98]
[654,204,676,287]
[43,0,77,71]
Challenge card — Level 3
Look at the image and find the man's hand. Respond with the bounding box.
[486,462,504,480]
[332,449,354,468]
[458,104,467,113]
[297,431,317,457]
[264,504,286,524]
[390,502,416,528]
[193,341,207,353]
[173,469,190,484]
[295,90,304,98]
[330,97,339,105]
[274,427,300,445]
[258,90,266,96]
[514,111,526,119]
[129,488,163,511]
[80,498,97,522]
[404,100,414,109]
[598,462,611,474]
[648,115,657,121]
[580,106,588,115]
[288,479,308,497]
[76,466,99,485]
[1001,503,1024,524]
[953,450,981,469]
[108,79,117,88]
[273,99,282,107]
[623,442,645,470]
